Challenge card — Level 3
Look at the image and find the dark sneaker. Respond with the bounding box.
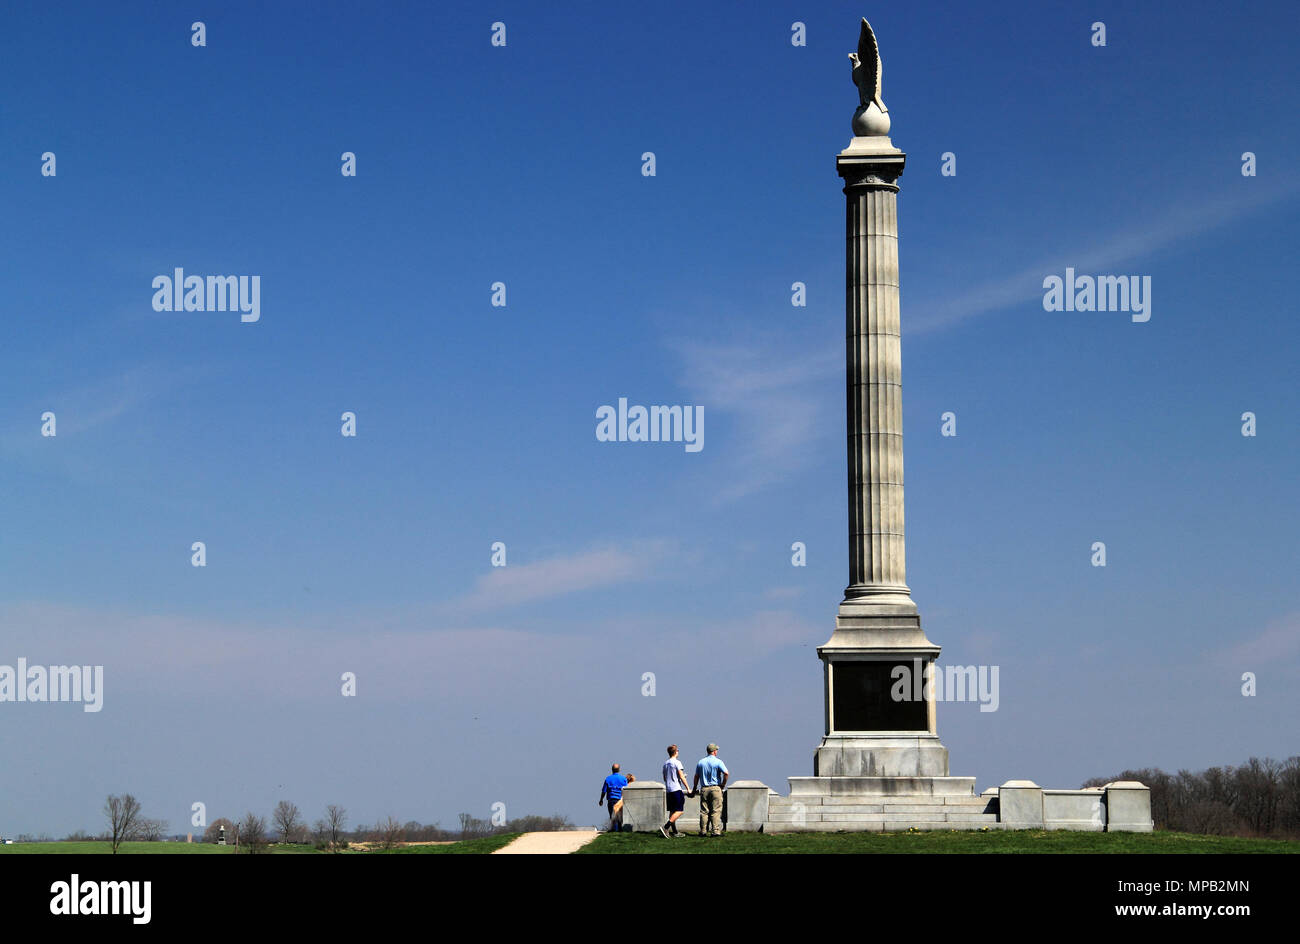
[658,826,670,839]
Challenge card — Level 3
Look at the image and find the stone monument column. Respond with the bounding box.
[814,19,950,779]
[841,139,911,610]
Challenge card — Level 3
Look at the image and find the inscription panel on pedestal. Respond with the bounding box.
[832,661,928,731]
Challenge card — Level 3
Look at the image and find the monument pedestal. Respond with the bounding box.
[815,598,951,778]
[815,736,949,778]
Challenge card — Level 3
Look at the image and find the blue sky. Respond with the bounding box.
[1,0,1297,836]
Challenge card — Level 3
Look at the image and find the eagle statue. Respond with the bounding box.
[848,17,887,114]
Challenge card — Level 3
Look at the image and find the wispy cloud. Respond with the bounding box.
[676,339,839,500]
[704,609,819,655]
[1216,611,1300,668]
[446,543,669,614]
[762,585,806,602]
[0,596,811,704]
[0,600,597,701]
[910,182,1300,334]
[2,369,150,450]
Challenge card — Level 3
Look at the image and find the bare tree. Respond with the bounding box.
[203,817,235,844]
[458,812,489,839]
[1280,756,1300,837]
[325,804,348,852]
[237,812,268,854]
[505,813,573,833]
[1084,757,1300,838]
[138,818,168,842]
[272,800,303,845]
[104,794,143,854]
[373,815,405,850]
[1235,757,1281,835]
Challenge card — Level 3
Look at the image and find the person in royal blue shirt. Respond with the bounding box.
[599,763,629,831]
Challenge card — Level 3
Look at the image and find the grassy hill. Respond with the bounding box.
[576,829,1300,854]
[0,841,317,854]
[0,835,518,855]
[6,830,1294,854]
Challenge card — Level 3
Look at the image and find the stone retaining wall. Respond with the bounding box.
[620,779,1152,834]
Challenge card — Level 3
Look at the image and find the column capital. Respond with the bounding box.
[837,137,906,191]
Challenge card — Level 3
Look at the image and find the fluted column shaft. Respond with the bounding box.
[838,150,910,604]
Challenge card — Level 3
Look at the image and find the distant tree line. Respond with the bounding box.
[190,802,573,851]
[355,812,573,845]
[96,795,169,852]
[45,762,1293,849]
[1085,756,1300,838]
[53,796,171,848]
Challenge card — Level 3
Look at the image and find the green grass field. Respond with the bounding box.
[0,841,322,854]
[0,834,520,855]
[378,834,518,854]
[6,830,1295,854]
[577,829,1300,854]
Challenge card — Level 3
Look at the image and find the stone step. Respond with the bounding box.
[808,795,993,809]
[788,776,978,797]
[779,794,994,809]
[766,820,1008,834]
[877,810,962,821]
[821,795,971,806]
[766,821,885,833]
[938,801,998,813]
[770,810,1001,825]
[821,811,932,823]
[881,820,1004,832]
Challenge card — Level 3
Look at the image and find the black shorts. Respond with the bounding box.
[666,790,685,812]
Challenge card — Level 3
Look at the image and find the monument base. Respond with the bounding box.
[619,779,1154,834]
[768,776,997,832]
[762,779,1153,833]
[814,734,950,777]
[790,597,986,828]
[817,602,948,777]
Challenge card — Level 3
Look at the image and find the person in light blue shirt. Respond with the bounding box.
[598,763,628,830]
[692,744,729,837]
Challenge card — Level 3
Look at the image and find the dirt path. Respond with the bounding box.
[492,830,599,854]
[351,840,455,852]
